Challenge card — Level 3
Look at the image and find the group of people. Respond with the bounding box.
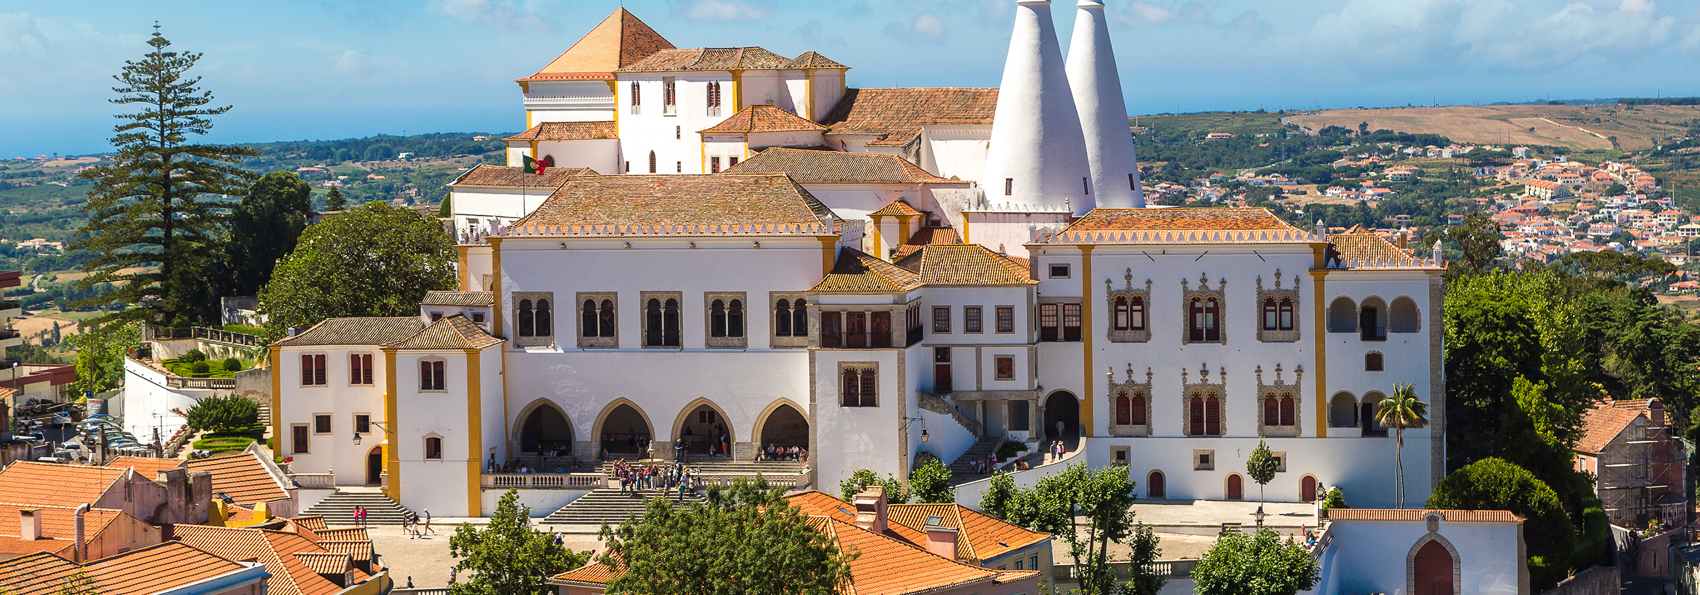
[612,460,697,497]
[490,455,586,474]
[758,443,807,462]
[404,509,433,539]
[968,452,999,474]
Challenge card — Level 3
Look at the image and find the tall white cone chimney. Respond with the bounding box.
[1066,0,1143,208]
[983,0,1094,214]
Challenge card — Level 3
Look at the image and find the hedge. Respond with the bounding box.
[1427,458,1573,590]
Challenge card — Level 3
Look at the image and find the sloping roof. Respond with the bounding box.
[0,505,127,542]
[728,149,951,185]
[787,51,848,69]
[821,88,999,147]
[1065,208,1305,233]
[1327,509,1523,522]
[887,503,1049,563]
[448,164,590,189]
[552,562,618,587]
[0,552,78,595]
[1576,400,1648,455]
[699,105,828,135]
[505,121,618,142]
[83,541,251,595]
[292,551,353,575]
[0,462,125,508]
[870,200,924,217]
[895,245,1036,287]
[1330,226,1415,263]
[520,8,674,81]
[320,540,372,563]
[385,315,503,350]
[892,227,960,260]
[811,248,924,293]
[511,174,836,231]
[315,527,370,543]
[420,291,494,307]
[175,525,344,595]
[103,456,185,479]
[618,46,793,72]
[185,451,290,506]
[271,317,422,348]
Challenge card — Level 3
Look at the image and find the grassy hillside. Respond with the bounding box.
[1287,105,1700,151]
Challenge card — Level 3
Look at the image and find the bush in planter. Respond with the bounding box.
[191,361,211,375]
[181,349,207,363]
[222,358,242,372]
[996,441,1028,460]
[184,394,260,433]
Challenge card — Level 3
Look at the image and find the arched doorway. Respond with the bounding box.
[756,402,809,454]
[676,400,733,458]
[366,446,383,485]
[1147,471,1166,499]
[1226,473,1244,500]
[1301,475,1318,502]
[598,402,653,458]
[519,403,574,455]
[1042,391,1080,450]
[1413,540,1456,595]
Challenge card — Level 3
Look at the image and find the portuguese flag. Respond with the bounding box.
[523,155,547,175]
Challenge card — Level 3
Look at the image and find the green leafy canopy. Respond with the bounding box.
[449,490,590,595]
[1192,527,1319,595]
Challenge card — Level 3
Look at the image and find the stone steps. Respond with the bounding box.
[948,436,1004,483]
[301,492,416,526]
[540,489,703,526]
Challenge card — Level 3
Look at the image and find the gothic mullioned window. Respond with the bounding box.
[840,364,878,407]
[1107,272,1152,343]
[706,293,747,349]
[643,293,682,348]
[514,293,555,347]
[1182,274,1227,345]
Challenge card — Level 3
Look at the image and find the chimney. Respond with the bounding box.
[982,0,1093,215]
[853,486,888,534]
[1650,399,1667,427]
[1065,0,1143,208]
[18,509,42,541]
[923,521,959,560]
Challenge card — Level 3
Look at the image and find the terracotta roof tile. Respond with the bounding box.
[619,47,794,72]
[870,200,924,217]
[505,121,617,142]
[822,88,999,147]
[288,516,328,532]
[292,551,352,576]
[84,541,250,595]
[1329,227,1415,264]
[700,105,828,135]
[185,451,291,506]
[319,540,372,563]
[103,457,185,479]
[420,291,494,307]
[0,552,78,595]
[448,164,591,189]
[552,561,618,586]
[315,527,370,543]
[271,317,422,348]
[176,525,342,595]
[1326,509,1523,522]
[521,9,674,81]
[729,149,951,185]
[895,245,1036,287]
[811,248,924,292]
[0,462,125,508]
[511,174,836,231]
[0,505,126,542]
[787,51,848,69]
[892,227,959,260]
[887,503,1048,563]
[385,314,503,350]
[1065,208,1304,233]
[1576,401,1647,455]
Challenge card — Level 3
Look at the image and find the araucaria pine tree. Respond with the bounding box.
[74,26,257,325]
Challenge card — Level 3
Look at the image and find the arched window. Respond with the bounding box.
[598,299,616,337]
[1114,297,1130,331]
[663,298,681,346]
[1279,395,1295,426]
[1330,392,1358,428]
[648,151,657,174]
[1205,395,1221,435]
[728,299,744,338]
[1263,297,1279,330]
[582,299,598,338]
[541,155,556,168]
[1191,298,1220,342]
[518,299,535,337]
[1226,474,1244,500]
[645,298,662,346]
[1279,298,1294,330]
[792,299,808,336]
[711,299,727,337]
[1264,395,1280,426]
[775,299,792,336]
[1328,297,1357,333]
[630,81,640,107]
[1116,392,1131,425]
[1189,395,1204,436]
[1390,297,1421,333]
[1147,471,1166,499]
[1129,296,1145,330]
[1130,393,1146,425]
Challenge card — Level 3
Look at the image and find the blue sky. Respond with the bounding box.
[4,0,1700,158]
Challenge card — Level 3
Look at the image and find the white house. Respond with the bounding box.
[1311,509,1528,595]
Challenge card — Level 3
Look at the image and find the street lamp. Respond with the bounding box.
[899,416,928,442]
[1255,505,1266,527]
[353,421,390,446]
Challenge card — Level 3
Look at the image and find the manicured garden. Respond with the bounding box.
[161,349,252,378]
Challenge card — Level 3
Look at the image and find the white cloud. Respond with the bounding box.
[884,12,950,43]
[0,13,141,99]
[675,0,771,22]
[333,50,378,76]
[427,0,551,31]
[1110,1,1268,35]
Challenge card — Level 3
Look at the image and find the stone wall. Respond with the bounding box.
[1542,565,1618,595]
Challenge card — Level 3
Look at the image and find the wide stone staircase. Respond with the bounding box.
[947,436,1005,484]
[302,491,417,526]
[540,489,704,526]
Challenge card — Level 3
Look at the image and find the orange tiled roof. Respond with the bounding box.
[315,527,370,543]
[553,562,618,587]
[0,462,126,508]
[0,552,78,595]
[887,503,1049,563]
[891,227,960,260]
[0,505,128,542]
[448,164,592,189]
[1065,208,1304,233]
[700,105,828,135]
[1576,399,1648,455]
[0,535,75,559]
[83,541,250,595]
[619,46,793,72]
[292,551,353,575]
[512,174,837,231]
[505,121,618,142]
[290,516,329,532]
[271,317,422,348]
[870,200,924,217]
[822,88,999,147]
[175,525,346,595]
[185,451,290,506]
[386,314,503,350]
[520,9,674,81]
[1327,509,1523,522]
[731,150,952,185]
[104,456,185,479]
[1329,226,1415,263]
[811,248,924,293]
[320,540,373,563]
[894,245,1036,287]
[787,51,848,69]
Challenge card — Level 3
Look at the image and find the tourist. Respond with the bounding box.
[406,577,414,588]
[423,509,433,535]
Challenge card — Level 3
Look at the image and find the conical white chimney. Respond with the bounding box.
[983,0,1093,214]
[1066,0,1143,208]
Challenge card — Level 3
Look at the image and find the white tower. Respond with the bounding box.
[982,0,1094,214]
[1066,0,1144,208]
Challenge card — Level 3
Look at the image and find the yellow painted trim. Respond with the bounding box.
[528,141,538,161]
[820,237,837,276]
[490,237,511,454]
[526,110,533,131]
[961,214,970,244]
[743,139,750,161]
[1311,244,1329,437]
[608,80,619,133]
[455,246,470,290]
[382,348,400,502]
[803,68,816,121]
[870,215,883,257]
[519,81,530,94]
[701,141,707,174]
[465,349,483,516]
[730,70,744,111]
[1080,245,1095,436]
[268,347,282,460]
[898,215,913,246]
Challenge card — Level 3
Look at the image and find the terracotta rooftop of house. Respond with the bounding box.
[887,503,1049,563]
[619,46,794,72]
[448,164,591,189]
[82,542,252,595]
[505,121,618,142]
[822,88,999,147]
[185,451,291,506]
[175,525,353,595]
[0,462,126,508]
[1068,208,1303,233]
[870,200,924,217]
[787,50,848,69]
[728,149,952,185]
[292,551,354,576]
[1576,399,1652,455]
[812,248,924,293]
[420,291,494,307]
[509,174,836,233]
[386,314,503,350]
[700,105,829,135]
[895,245,1035,287]
[892,227,960,260]
[272,317,422,348]
[103,456,185,478]
[1326,509,1523,523]
[0,504,130,543]
[1329,225,1418,264]
[0,552,80,595]
[320,540,372,563]
[315,527,370,543]
[519,9,674,81]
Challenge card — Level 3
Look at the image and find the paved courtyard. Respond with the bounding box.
[368,522,607,588]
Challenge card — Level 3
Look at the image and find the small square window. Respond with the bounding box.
[1049,264,1070,279]
[1365,352,1384,371]
[471,312,485,323]
[430,311,443,321]
[1194,450,1214,470]
[932,306,951,334]
[1113,447,1128,463]
[995,356,1014,380]
[314,414,331,435]
[424,436,443,460]
[996,307,1015,333]
[354,414,371,434]
[964,306,982,333]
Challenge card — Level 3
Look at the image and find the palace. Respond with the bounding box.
[266,1,1444,517]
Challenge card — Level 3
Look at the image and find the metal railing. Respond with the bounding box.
[290,473,336,490]
[164,376,237,390]
[481,473,609,490]
[1054,559,1199,582]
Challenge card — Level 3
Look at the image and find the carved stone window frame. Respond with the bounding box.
[1193,449,1215,470]
[1106,268,1153,343]
[640,291,685,349]
[1180,274,1227,345]
[1255,270,1301,343]
[1256,364,1304,438]
[1181,364,1227,436]
[704,292,748,349]
[513,292,556,348]
[769,293,809,349]
[838,362,879,407]
[1108,364,1153,437]
[576,292,618,349]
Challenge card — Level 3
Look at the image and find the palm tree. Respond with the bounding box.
[1376,383,1429,508]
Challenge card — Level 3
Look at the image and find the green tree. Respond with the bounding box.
[449,490,589,595]
[1445,212,1503,276]
[1426,458,1573,589]
[979,471,1016,515]
[1245,440,1277,510]
[1192,527,1319,595]
[54,570,100,595]
[184,394,259,432]
[324,186,347,211]
[599,479,854,595]
[1124,523,1167,595]
[226,171,312,296]
[257,201,455,337]
[839,469,908,503]
[438,195,452,218]
[1375,384,1429,508]
[981,463,1146,595]
[73,27,258,325]
[66,322,142,397]
[908,458,954,504]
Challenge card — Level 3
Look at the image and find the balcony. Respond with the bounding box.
[0,330,21,349]
[0,300,20,318]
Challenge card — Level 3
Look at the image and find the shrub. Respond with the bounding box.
[996,441,1028,460]
[180,349,207,363]
[1322,487,1348,511]
[222,358,242,372]
[908,459,954,504]
[221,324,266,336]
[1427,458,1573,590]
[184,394,261,433]
[190,361,211,375]
[838,469,908,504]
[192,436,255,453]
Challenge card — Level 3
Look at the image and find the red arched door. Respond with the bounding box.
[1301,475,1318,502]
[1227,474,1244,500]
[1148,471,1165,499]
[1413,540,1455,595]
